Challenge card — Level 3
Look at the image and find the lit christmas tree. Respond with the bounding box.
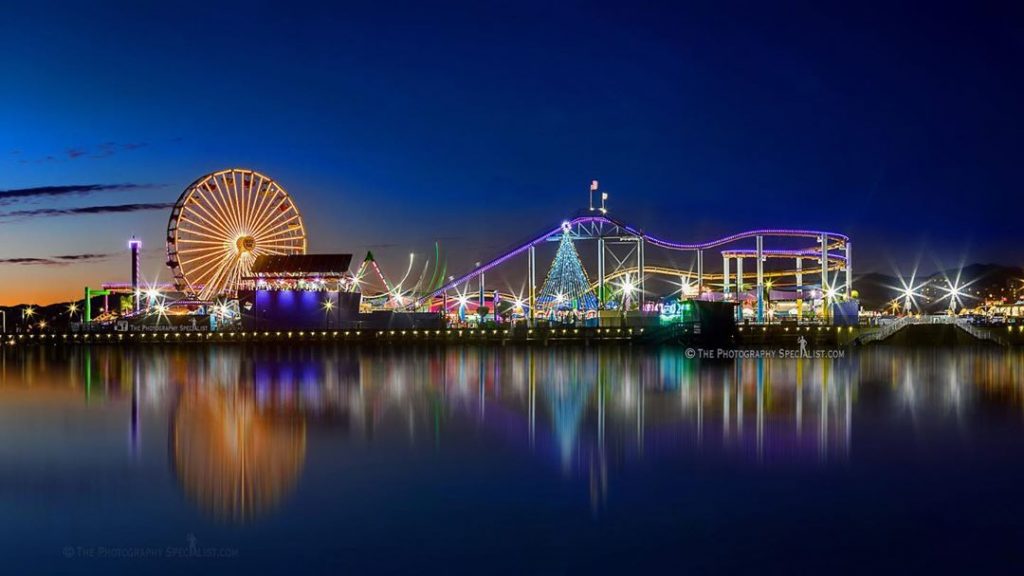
[538,232,598,310]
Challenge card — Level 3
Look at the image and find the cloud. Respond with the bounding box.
[54,253,115,261]
[0,257,55,265]
[11,141,155,163]
[0,183,154,205]
[0,253,116,266]
[0,202,174,221]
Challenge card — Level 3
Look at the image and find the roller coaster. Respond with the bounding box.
[359,213,852,323]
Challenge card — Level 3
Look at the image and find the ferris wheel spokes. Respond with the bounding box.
[166,168,307,300]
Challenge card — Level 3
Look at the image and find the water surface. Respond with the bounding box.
[2,344,1023,574]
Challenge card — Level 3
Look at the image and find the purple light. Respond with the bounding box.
[720,248,848,261]
[414,214,850,307]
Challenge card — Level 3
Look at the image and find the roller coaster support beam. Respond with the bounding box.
[479,272,485,319]
[821,234,829,293]
[736,257,743,293]
[756,236,764,323]
[638,237,645,302]
[597,237,605,308]
[821,234,829,320]
[528,245,536,326]
[723,256,730,295]
[845,242,852,298]
[696,250,704,297]
[736,256,744,321]
[796,257,803,322]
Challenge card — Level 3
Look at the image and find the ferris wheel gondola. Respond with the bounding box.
[166,168,306,301]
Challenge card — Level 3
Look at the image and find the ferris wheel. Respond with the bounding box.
[167,168,306,301]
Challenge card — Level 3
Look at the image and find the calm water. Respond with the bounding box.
[2,344,1024,574]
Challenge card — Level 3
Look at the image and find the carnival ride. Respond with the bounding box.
[412,214,852,323]
[166,168,307,301]
[350,243,448,310]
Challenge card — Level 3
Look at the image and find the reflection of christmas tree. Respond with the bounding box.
[538,232,598,310]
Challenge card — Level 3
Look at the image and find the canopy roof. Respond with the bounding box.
[248,254,353,277]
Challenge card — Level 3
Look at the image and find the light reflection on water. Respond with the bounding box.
[2,344,1024,571]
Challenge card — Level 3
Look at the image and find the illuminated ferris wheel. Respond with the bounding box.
[167,168,306,301]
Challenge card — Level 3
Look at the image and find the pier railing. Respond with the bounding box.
[953,319,1011,346]
[859,316,915,344]
[858,315,1011,346]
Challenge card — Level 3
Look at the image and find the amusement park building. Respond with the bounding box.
[239,254,361,330]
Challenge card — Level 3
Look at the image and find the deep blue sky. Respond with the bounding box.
[1,1,1021,303]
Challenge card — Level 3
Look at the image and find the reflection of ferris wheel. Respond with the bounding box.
[167,168,306,300]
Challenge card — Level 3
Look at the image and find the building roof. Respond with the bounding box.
[248,254,353,276]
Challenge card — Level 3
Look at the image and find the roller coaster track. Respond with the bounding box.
[594,263,845,287]
[414,214,849,308]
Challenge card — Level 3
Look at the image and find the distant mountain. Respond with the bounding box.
[850,272,899,311]
[1,299,88,332]
[854,264,1023,312]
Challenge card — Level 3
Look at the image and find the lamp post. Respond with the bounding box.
[1,310,5,333]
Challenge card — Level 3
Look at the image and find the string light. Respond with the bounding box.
[537,230,598,311]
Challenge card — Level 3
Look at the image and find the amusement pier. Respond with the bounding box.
[3,168,1022,348]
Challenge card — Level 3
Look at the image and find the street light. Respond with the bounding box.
[824,285,839,303]
[618,276,637,313]
[322,299,334,329]
[892,275,926,314]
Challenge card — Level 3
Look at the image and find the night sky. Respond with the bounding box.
[1,1,1021,304]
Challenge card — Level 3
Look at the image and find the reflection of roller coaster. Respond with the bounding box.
[412,214,851,322]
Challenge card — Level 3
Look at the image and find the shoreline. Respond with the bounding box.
[4,323,1020,348]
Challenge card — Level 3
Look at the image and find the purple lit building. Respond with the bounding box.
[238,254,361,330]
